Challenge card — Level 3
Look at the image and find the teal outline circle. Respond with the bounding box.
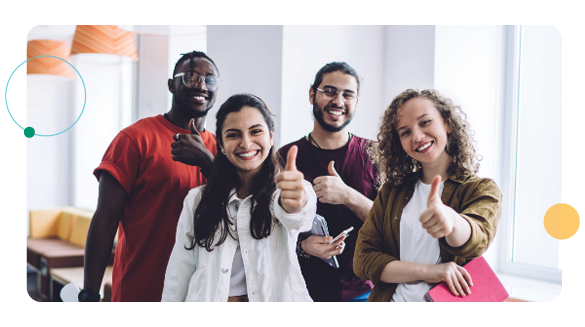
[5,55,86,137]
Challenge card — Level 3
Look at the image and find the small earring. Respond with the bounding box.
[221,148,225,155]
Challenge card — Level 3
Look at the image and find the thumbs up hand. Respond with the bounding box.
[419,175,457,239]
[313,161,349,205]
[276,145,306,213]
[171,118,215,176]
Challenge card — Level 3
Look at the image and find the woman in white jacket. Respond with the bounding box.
[162,94,317,302]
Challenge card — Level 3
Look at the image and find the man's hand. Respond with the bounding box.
[171,118,215,174]
[423,262,473,297]
[313,161,349,204]
[276,145,306,213]
[419,175,458,238]
[301,235,346,259]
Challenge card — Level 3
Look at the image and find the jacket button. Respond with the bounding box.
[405,197,409,200]
[222,268,229,273]
[394,216,398,220]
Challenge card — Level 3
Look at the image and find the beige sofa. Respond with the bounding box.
[27,207,114,301]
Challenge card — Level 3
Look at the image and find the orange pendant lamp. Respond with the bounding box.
[70,25,138,61]
[27,39,75,78]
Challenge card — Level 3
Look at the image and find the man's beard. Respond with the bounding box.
[191,106,212,118]
[178,96,213,118]
[312,101,354,133]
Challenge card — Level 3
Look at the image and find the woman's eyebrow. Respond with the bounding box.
[223,128,241,135]
[248,124,264,129]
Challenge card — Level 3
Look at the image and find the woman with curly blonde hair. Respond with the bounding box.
[354,89,502,302]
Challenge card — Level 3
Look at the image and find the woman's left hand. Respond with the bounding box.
[276,145,306,213]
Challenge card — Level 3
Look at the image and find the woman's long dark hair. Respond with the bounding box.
[186,94,283,252]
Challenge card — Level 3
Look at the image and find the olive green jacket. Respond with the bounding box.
[353,171,502,302]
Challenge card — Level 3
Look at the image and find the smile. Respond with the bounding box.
[415,141,433,152]
[237,150,259,158]
[326,109,344,116]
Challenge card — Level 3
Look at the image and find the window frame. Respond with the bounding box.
[496,25,562,284]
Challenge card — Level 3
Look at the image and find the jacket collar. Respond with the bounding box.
[404,170,471,185]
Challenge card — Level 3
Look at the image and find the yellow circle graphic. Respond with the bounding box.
[543,203,580,240]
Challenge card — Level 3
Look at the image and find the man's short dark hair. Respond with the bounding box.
[310,62,360,95]
[173,51,219,76]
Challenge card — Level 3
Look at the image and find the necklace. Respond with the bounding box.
[308,132,352,149]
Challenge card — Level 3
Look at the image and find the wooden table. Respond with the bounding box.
[50,266,113,301]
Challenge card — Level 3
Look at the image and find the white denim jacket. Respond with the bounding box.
[161,181,316,302]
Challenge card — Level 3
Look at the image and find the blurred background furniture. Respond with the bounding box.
[50,266,113,301]
[26,207,114,301]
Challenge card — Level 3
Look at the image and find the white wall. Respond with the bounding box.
[207,25,284,146]
[71,55,134,211]
[137,34,170,121]
[27,76,72,211]
[383,25,436,106]
[281,25,385,146]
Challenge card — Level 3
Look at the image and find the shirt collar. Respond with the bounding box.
[227,188,252,204]
[404,170,471,185]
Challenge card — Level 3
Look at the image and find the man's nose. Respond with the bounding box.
[194,76,207,91]
[330,92,344,107]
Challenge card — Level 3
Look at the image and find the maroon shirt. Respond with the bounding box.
[279,135,377,301]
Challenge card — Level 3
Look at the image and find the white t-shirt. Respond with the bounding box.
[391,179,444,302]
[228,197,247,297]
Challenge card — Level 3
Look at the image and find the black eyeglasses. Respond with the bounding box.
[174,71,222,91]
[317,87,358,103]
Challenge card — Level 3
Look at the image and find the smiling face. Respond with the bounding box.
[169,57,219,118]
[309,71,359,133]
[396,97,452,168]
[220,106,274,183]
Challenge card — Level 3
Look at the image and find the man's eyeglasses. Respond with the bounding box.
[317,87,358,103]
[174,72,222,91]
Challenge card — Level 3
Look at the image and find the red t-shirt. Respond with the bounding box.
[94,114,217,302]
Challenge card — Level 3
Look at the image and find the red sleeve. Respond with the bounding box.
[93,131,140,195]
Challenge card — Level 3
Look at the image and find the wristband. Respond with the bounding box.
[78,289,101,302]
[296,239,310,258]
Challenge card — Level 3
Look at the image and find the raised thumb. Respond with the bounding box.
[285,145,298,171]
[427,175,442,207]
[328,161,340,177]
[189,118,200,136]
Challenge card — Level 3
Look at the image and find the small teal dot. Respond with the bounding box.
[24,127,35,138]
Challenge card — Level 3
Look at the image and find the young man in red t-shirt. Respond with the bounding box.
[79,51,220,302]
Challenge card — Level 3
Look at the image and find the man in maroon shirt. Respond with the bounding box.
[278,62,378,302]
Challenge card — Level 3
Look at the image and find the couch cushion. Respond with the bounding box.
[27,237,85,269]
[29,209,62,238]
[69,214,92,248]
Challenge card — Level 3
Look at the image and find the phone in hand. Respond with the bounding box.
[329,226,354,245]
[299,215,340,268]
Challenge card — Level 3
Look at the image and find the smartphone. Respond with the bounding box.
[329,226,354,245]
[299,215,340,268]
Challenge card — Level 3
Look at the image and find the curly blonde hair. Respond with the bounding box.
[373,89,480,186]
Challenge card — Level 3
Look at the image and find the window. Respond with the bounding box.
[498,25,562,283]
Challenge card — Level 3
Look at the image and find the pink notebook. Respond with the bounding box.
[424,257,509,302]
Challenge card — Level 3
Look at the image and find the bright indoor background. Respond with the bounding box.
[26,25,562,301]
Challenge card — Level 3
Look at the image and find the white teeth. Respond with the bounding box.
[238,151,258,158]
[416,142,432,152]
[193,96,205,100]
[327,110,343,116]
